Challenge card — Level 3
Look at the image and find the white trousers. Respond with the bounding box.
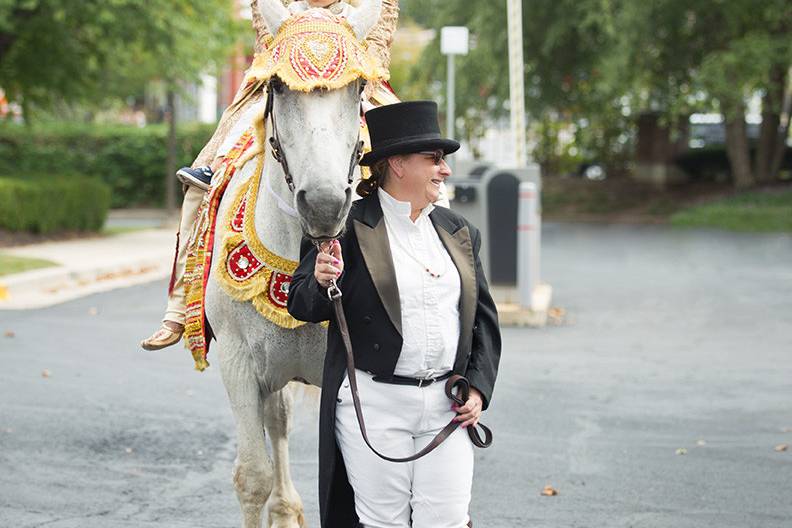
[335,370,474,528]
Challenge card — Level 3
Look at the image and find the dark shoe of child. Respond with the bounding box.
[176,166,214,191]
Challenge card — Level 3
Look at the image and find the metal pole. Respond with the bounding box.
[518,182,540,309]
[507,0,527,166]
[446,53,456,172]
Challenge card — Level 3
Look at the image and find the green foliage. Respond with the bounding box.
[0,122,214,207]
[399,1,792,181]
[0,0,243,116]
[0,175,110,233]
[671,188,792,232]
[400,0,636,169]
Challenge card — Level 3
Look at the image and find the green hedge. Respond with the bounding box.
[0,123,215,208]
[0,176,111,233]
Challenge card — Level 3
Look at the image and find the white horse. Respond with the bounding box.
[203,1,382,526]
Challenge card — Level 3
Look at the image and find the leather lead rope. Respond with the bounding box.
[325,277,493,463]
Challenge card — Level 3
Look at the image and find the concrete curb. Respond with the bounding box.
[494,283,553,327]
[0,229,176,310]
[0,260,171,310]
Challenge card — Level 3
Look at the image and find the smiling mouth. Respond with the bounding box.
[430,178,442,186]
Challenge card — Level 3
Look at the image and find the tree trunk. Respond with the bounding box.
[755,65,786,183]
[769,67,792,180]
[724,107,755,189]
[165,89,178,214]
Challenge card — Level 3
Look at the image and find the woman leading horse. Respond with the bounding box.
[288,101,501,528]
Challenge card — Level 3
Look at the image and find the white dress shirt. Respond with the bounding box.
[377,188,461,379]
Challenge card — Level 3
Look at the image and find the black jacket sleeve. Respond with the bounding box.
[464,224,501,410]
[287,237,333,323]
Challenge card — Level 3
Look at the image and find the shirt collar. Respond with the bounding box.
[378,187,435,222]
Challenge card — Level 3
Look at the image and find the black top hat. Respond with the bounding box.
[359,100,460,166]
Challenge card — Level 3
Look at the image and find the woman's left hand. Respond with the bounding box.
[453,387,484,428]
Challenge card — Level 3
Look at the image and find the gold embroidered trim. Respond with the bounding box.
[243,10,388,92]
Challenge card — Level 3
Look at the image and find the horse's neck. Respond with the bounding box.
[253,156,304,261]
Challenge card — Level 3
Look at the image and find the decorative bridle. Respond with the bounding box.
[263,77,366,194]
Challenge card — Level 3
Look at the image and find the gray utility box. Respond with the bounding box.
[449,164,541,286]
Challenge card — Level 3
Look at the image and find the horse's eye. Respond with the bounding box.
[271,78,285,94]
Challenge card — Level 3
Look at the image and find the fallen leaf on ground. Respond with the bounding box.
[548,307,566,325]
[41,369,51,378]
[696,440,707,447]
[125,447,133,454]
[3,330,14,338]
[88,307,98,316]
[541,485,558,496]
[775,444,788,452]
[676,448,688,455]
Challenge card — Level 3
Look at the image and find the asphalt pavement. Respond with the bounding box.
[1,223,791,527]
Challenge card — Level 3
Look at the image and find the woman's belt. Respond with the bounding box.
[372,371,453,387]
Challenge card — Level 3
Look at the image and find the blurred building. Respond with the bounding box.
[167,0,253,125]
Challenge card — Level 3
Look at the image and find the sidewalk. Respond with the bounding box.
[0,210,552,323]
[0,227,177,310]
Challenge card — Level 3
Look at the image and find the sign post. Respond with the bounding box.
[441,26,469,172]
[506,0,527,166]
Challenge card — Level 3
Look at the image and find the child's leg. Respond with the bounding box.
[163,184,205,325]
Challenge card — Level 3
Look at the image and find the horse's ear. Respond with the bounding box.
[257,0,290,36]
[347,0,382,41]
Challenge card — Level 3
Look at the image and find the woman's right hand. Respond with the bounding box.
[314,240,344,288]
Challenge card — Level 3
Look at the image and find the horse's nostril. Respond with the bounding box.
[296,189,308,210]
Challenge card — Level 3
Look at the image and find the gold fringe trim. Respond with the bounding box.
[183,130,257,371]
[244,10,388,92]
[215,128,316,330]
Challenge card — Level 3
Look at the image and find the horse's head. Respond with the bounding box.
[255,0,386,241]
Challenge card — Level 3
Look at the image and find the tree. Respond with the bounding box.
[0,0,243,120]
[399,0,638,173]
[399,1,792,186]
[611,0,792,188]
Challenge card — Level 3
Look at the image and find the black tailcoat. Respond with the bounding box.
[287,192,501,528]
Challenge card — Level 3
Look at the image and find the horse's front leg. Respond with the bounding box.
[263,384,306,528]
[218,339,275,528]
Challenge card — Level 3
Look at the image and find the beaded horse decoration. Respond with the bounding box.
[244,8,387,93]
[185,8,387,367]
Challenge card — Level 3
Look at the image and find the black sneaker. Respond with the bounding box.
[176,166,214,191]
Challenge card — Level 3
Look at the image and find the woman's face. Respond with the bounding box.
[389,150,451,210]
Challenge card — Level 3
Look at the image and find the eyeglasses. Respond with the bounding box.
[418,150,446,166]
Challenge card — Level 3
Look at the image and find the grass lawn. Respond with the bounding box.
[671,188,792,232]
[0,254,58,276]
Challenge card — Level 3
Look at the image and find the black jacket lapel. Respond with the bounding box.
[353,195,403,336]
